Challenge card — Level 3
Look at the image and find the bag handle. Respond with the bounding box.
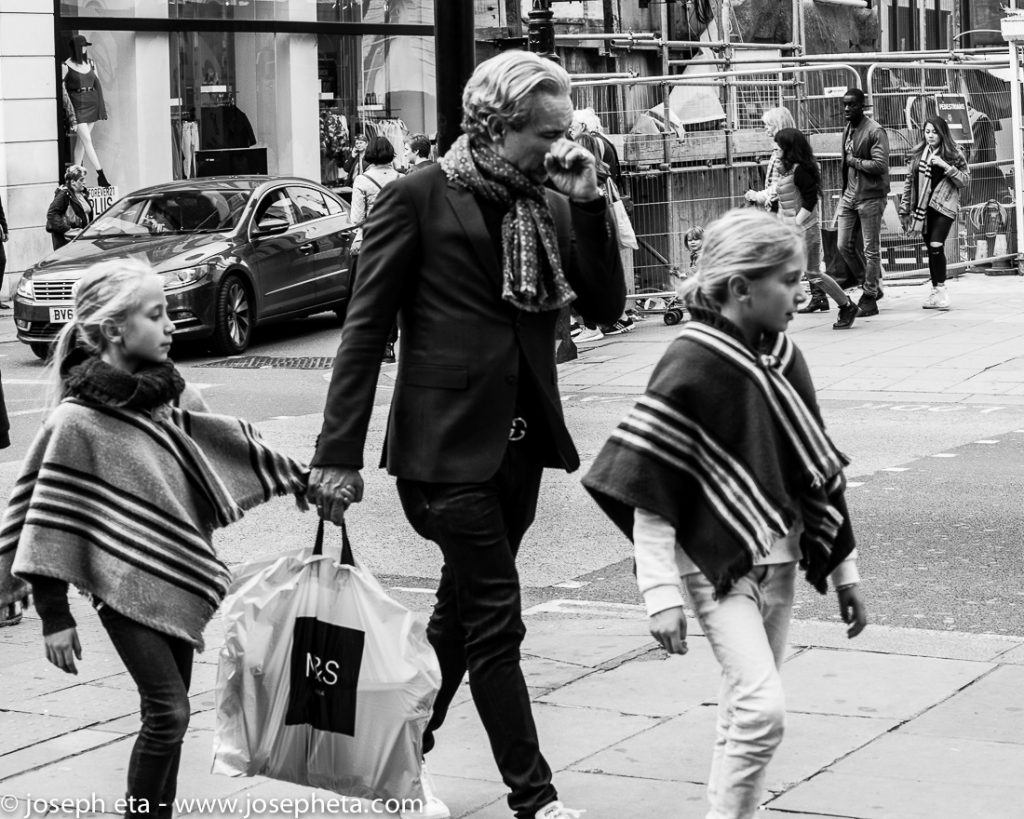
[313,517,355,566]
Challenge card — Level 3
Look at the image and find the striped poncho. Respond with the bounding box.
[583,309,855,596]
[0,397,309,648]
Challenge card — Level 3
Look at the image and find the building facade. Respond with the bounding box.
[0,0,436,279]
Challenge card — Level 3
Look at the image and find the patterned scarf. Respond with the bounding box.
[910,147,938,234]
[583,305,854,596]
[440,135,576,313]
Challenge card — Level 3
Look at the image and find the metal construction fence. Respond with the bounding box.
[571,57,1021,296]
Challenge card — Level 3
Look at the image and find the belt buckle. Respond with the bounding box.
[509,416,527,442]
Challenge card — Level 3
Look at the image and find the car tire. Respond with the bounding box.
[212,274,254,355]
[30,342,52,361]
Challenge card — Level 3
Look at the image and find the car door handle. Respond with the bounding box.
[298,241,318,255]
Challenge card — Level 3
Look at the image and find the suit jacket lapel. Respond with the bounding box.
[445,183,500,280]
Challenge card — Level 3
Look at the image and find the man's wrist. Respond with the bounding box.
[570,187,603,204]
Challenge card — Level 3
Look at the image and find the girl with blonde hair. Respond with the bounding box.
[0,259,308,818]
[584,208,867,819]
[744,107,797,211]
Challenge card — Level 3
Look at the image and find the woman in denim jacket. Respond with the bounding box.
[899,116,970,311]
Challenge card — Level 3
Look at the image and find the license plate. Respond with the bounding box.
[49,307,75,323]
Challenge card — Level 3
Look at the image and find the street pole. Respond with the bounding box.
[434,0,476,154]
[528,0,560,62]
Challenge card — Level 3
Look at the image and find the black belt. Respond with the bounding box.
[509,416,527,442]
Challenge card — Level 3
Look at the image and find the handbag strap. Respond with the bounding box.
[313,517,355,566]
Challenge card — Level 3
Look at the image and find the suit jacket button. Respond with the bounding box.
[505,374,518,385]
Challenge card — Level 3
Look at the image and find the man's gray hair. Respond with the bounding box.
[461,50,571,143]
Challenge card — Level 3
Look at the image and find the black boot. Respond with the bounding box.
[833,300,858,330]
[797,292,829,313]
[97,169,111,188]
[856,293,879,317]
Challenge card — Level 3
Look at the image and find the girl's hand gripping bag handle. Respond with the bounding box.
[213,518,441,802]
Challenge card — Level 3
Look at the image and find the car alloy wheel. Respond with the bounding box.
[213,274,253,354]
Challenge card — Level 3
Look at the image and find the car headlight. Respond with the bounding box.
[16,276,34,300]
[161,264,213,291]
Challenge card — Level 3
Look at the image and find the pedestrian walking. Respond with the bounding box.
[836,88,890,318]
[46,164,94,250]
[350,136,403,361]
[743,107,796,212]
[344,134,368,187]
[0,259,308,818]
[898,116,970,311]
[404,133,435,173]
[0,189,9,309]
[583,208,867,819]
[0,349,14,628]
[306,50,625,819]
[772,128,859,330]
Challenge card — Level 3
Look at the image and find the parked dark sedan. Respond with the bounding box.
[14,176,355,358]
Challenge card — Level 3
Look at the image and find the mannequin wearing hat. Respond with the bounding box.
[62,35,111,189]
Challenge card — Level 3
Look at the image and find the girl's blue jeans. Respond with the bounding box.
[684,562,797,819]
[98,604,193,819]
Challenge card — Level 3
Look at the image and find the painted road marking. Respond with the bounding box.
[847,481,865,488]
[553,580,590,589]
[882,467,909,472]
[974,439,1000,444]
[931,453,958,458]
[390,587,435,594]
[524,598,645,616]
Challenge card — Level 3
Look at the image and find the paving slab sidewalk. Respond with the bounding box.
[5,274,1024,817]
[2,598,1023,819]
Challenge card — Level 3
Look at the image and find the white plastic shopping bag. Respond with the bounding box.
[606,178,639,250]
[212,519,441,801]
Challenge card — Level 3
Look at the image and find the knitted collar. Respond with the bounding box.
[62,351,185,411]
[439,134,576,313]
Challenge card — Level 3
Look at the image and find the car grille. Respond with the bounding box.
[32,280,76,302]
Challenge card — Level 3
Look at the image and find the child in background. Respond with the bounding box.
[0,260,308,819]
[583,209,867,819]
[684,226,705,277]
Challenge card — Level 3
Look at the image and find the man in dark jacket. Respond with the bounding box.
[307,50,625,819]
[0,190,9,309]
[837,88,890,318]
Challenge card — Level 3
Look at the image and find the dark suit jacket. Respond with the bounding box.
[313,163,626,483]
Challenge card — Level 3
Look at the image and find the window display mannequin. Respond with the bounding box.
[62,35,111,189]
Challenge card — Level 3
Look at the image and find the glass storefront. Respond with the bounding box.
[61,0,432,24]
[56,2,435,195]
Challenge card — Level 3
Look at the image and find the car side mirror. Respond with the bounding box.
[253,217,290,237]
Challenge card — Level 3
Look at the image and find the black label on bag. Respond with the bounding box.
[284,617,365,735]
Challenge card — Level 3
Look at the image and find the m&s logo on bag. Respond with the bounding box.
[285,617,365,735]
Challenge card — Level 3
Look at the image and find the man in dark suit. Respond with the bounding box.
[0,191,9,309]
[308,50,625,819]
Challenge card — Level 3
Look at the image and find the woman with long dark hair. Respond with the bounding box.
[898,116,970,310]
[774,128,858,330]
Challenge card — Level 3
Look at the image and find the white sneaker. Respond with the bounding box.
[401,762,451,819]
[922,285,950,310]
[535,801,585,818]
[574,327,604,344]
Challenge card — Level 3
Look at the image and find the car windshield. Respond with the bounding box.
[81,189,252,237]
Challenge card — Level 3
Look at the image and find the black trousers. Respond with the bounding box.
[923,208,955,286]
[396,443,557,819]
[98,605,193,819]
[0,240,6,294]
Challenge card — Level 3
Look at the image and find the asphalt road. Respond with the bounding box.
[2,311,1023,637]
